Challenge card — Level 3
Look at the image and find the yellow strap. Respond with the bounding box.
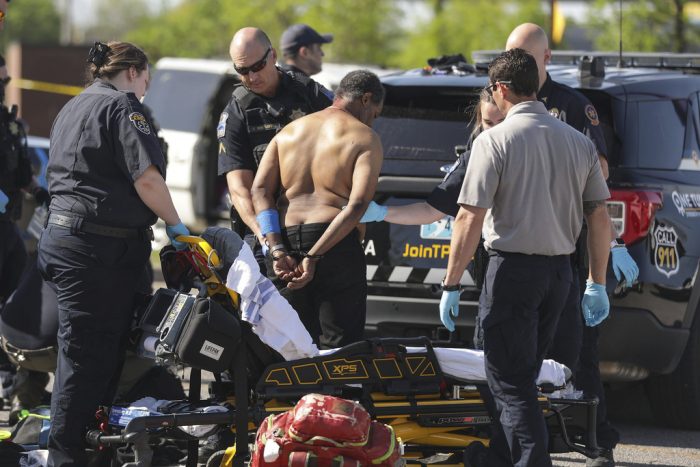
[220,444,237,467]
[13,78,84,96]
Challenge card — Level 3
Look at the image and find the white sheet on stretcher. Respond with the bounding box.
[221,231,569,387]
[319,347,570,388]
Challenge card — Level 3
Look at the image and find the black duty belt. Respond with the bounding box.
[47,213,151,239]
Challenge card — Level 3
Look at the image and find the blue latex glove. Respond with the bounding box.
[0,189,7,214]
[611,246,639,286]
[581,281,610,327]
[439,290,460,332]
[166,222,190,251]
[360,201,388,223]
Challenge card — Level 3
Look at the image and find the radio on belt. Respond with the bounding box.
[158,293,197,351]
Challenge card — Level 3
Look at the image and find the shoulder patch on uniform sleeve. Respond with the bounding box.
[320,85,334,100]
[217,112,229,139]
[129,112,151,135]
[585,104,600,126]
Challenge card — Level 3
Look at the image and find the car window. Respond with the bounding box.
[144,69,224,133]
[26,143,49,187]
[680,93,700,171]
[637,99,685,170]
[373,86,478,169]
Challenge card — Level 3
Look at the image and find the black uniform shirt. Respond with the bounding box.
[0,108,31,222]
[538,73,607,157]
[279,63,334,99]
[426,148,470,218]
[47,80,166,228]
[217,70,331,175]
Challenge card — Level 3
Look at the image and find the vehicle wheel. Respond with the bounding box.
[646,305,700,429]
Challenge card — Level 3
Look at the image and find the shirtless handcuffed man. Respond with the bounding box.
[251,70,384,349]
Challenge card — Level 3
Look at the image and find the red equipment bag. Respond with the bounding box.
[251,394,404,467]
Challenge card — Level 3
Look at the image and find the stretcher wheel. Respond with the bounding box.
[205,449,227,467]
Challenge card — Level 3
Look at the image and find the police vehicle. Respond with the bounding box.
[143,58,397,232]
[365,52,700,430]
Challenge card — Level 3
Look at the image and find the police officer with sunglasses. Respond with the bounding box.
[218,27,331,274]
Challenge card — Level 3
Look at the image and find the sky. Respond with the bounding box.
[65,0,184,27]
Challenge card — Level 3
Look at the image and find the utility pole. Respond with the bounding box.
[549,0,556,50]
[59,0,73,45]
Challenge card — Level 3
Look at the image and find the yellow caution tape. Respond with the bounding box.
[13,78,84,96]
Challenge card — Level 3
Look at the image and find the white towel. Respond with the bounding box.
[225,245,271,324]
[225,242,319,360]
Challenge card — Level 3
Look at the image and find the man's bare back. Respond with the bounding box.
[252,69,384,294]
[272,106,379,225]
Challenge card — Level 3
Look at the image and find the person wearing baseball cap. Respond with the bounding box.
[279,23,333,85]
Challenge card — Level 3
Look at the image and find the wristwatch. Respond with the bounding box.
[610,238,625,249]
[441,280,461,292]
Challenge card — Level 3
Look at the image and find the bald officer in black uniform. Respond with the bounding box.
[39,41,188,467]
[218,27,330,274]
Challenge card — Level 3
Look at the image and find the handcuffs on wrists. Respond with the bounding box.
[269,243,288,261]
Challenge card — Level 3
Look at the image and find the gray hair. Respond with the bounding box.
[335,70,385,104]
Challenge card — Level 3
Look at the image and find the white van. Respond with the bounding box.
[144,57,398,231]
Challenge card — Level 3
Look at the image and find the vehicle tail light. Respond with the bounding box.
[606,190,663,245]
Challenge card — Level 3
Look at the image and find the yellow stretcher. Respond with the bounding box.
[87,235,599,467]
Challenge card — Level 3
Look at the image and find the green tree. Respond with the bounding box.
[588,0,700,53]
[0,0,60,50]
[126,0,308,60]
[298,0,403,66]
[83,0,156,43]
[392,0,545,69]
[125,0,402,65]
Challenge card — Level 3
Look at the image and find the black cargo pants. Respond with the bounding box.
[0,220,27,301]
[38,224,150,467]
[279,223,367,349]
[479,251,572,467]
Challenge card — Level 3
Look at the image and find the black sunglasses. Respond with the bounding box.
[234,47,272,76]
[484,80,512,96]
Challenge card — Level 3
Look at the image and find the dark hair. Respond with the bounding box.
[469,88,496,140]
[335,70,385,104]
[283,49,299,59]
[86,41,149,82]
[488,48,539,97]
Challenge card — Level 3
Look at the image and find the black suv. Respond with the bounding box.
[365,52,700,429]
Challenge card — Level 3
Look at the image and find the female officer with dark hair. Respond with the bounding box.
[38,41,189,466]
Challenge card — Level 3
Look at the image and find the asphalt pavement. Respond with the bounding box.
[552,382,700,466]
[0,371,698,466]
[1,277,698,466]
